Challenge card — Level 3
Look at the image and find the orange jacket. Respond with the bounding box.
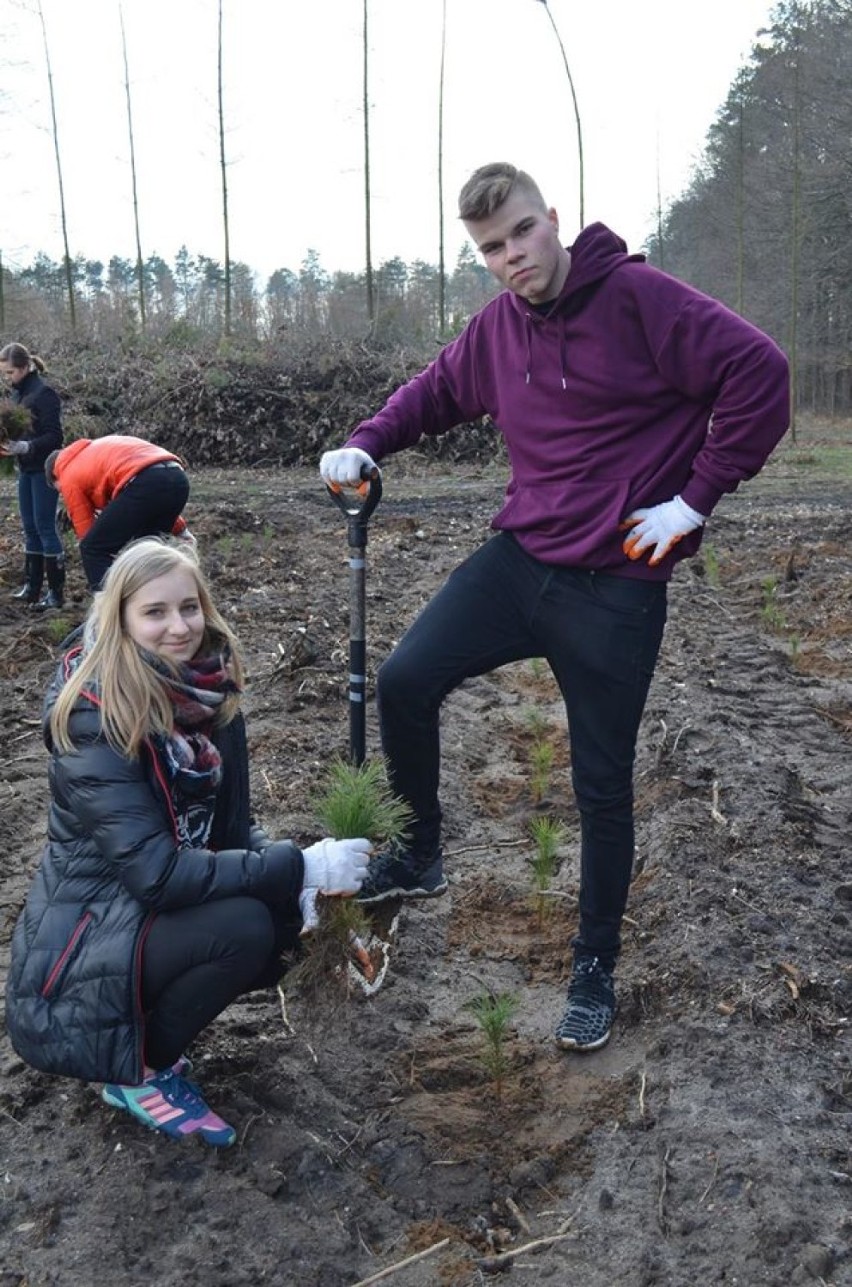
[53,436,188,538]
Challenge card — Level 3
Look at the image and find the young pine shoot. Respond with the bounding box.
[465,990,519,1101]
[291,757,413,1002]
[529,815,565,924]
[529,739,555,804]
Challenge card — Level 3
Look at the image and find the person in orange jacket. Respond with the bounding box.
[45,434,194,590]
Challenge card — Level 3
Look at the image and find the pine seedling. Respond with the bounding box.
[529,815,565,924]
[465,990,519,1100]
[289,757,413,1005]
[702,543,721,588]
[529,739,555,804]
[312,756,412,843]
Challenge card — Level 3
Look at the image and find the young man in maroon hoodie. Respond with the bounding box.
[319,162,790,1053]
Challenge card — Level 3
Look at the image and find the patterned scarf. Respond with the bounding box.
[140,648,241,849]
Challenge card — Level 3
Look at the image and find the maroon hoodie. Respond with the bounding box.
[347,223,790,579]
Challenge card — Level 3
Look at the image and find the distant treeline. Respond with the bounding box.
[0,244,498,351]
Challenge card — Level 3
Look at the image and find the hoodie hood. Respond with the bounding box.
[507,222,646,321]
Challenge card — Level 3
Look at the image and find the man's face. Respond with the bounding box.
[464,189,570,304]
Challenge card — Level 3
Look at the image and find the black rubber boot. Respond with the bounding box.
[33,555,65,611]
[10,553,44,604]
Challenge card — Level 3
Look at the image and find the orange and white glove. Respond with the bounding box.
[319,447,378,488]
[621,496,705,567]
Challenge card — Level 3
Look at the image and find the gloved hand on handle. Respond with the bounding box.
[319,447,379,489]
[621,495,705,567]
[301,837,372,896]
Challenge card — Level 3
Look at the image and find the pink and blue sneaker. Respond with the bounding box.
[101,1067,236,1147]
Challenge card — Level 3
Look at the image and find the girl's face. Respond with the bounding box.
[0,360,27,387]
[124,567,206,664]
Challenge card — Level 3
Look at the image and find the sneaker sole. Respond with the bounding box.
[555,1028,612,1052]
[356,880,448,906]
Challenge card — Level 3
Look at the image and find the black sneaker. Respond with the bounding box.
[555,957,616,1051]
[356,844,448,905]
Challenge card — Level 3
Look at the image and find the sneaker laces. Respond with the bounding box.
[568,957,614,1006]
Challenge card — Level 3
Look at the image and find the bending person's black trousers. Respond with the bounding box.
[140,896,300,1071]
[80,462,190,589]
[376,532,667,969]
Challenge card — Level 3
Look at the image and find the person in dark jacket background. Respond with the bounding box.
[0,341,65,609]
[320,161,791,1055]
[5,538,371,1147]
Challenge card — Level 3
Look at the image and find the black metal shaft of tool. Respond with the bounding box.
[327,468,382,765]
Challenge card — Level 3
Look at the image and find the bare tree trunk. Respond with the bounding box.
[0,251,5,332]
[218,0,232,338]
[655,130,664,270]
[362,0,375,328]
[119,3,146,331]
[735,91,744,316]
[788,50,801,442]
[36,0,75,330]
[437,0,448,337]
[537,0,584,229]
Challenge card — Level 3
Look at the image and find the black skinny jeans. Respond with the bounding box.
[80,462,190,590]
[140,897,301,1072]
[377,532,667,970]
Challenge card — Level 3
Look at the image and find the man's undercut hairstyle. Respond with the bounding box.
[458,163,548,222]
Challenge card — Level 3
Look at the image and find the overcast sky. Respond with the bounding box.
[1,0,777,284]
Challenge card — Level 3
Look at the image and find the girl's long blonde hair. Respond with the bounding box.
[50,539,245,758]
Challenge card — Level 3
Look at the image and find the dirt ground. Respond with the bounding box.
[1,432,851,1287]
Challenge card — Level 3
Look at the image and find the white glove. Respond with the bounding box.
[319,447,378,488]
[299,887,320,936]
[3,440,30,456]
[621,495,705,567]
[301,837,372,895]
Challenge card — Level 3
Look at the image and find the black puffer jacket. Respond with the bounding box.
[5,655,304,1086]
[11,369,63,473]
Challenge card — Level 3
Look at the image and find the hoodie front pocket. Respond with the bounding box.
[41,911,92,997]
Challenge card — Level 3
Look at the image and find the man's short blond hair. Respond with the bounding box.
[458,163,548,222]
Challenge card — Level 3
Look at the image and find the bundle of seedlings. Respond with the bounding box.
[0,402,31,440]
[286,756,412,1004]
[0,403,31,476]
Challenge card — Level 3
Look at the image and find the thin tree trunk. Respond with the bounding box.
[437,0,447,337]
[218,0,232,338]
[735,92,744,316]
[655,129,664,270]
[789,50,800,441]
[119,3,146,330]
[538,1,584,229]
[363,0,375,327]
[36,0,75,330]
[0,251,5,332]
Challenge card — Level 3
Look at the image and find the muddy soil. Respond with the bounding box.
[1,440,850,1287]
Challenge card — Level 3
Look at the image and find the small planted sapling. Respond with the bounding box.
[290,757,413,1000]
[528,814,565,924]
[465,990,519,1101]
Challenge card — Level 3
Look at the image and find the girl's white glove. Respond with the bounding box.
[319,447,378,487]
[301,837,372,895]
[299,887,320,936]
